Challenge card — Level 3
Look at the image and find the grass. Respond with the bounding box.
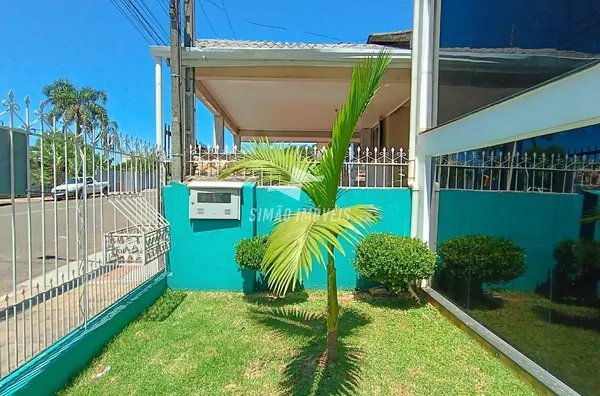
[60,290,535,396]
[470,290,600,396]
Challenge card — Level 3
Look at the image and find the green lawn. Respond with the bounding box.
[60,290,534,396]
[470,290,600,396]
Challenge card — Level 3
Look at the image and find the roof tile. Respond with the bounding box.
[194,39,387,50]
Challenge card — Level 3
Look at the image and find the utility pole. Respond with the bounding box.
[170,0,182,182]
[183,0,196,173]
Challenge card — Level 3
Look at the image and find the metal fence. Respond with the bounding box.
[434,150,600,193]
[0,91,170,378]
[187,145,411,188]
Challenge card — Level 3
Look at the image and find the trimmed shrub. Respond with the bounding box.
[235,236,268,271]
[438,235,525,294]
[354,233,437,292]
[550,239,600,302]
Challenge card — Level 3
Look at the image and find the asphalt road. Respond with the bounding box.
[0,196,131,296]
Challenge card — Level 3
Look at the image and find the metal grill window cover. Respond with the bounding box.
[0,91,170,379]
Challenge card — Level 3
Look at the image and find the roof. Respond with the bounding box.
[367,30,413,49]
[441,46,599,59]
[194,39,388,50]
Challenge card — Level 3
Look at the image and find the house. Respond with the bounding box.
[150,1,600,395]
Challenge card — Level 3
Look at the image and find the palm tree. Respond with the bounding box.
[42,79,108,140]
[220,52,391,361]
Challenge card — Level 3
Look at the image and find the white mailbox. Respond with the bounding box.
[188,181,244,220]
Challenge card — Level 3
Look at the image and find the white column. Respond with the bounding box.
[154,56,163,149]
[409,0,435,244]
[213,115,224,150]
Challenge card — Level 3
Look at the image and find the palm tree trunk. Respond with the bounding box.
[326,242,339,362]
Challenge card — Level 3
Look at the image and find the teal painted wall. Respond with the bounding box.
[164,184,412,291]
[0,273,167,396]
[437,191,584,290]
[256,187,412,289]
[163,182,256,291]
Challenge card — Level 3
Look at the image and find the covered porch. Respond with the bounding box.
[150,39,412,150]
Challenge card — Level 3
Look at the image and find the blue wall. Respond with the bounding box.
[437,191,584,290]
[164,183,412,291]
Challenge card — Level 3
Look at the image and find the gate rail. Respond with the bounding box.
[0,91,169,379]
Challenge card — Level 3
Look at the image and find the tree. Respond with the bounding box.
[220,52,391,361]
[29,131,111,188]
[42,79,108,139]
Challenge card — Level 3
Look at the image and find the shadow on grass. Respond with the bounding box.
[243,290,309,307]
[249,304,369,396]
[533,305,600,332]
[141,289,186,322]
[354,292,425,310]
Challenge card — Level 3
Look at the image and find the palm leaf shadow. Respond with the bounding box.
[249,303,370,395]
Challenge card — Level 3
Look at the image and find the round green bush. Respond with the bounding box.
[234,236,268,271]
[437,235,525,289]
[354,233,437,292]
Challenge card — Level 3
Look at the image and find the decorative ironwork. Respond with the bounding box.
[186,144,412,188]
[0,91,170,378]
[435,150,600,193]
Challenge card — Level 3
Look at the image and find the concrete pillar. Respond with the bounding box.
[213,115,224,150]
[154,56,163,149]
[360,127,371,150]
[409,0,435,244]
[233,132,241,151]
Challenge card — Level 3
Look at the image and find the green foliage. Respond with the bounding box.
[438,235,526,288]
[554,239,600,272]
[235,236,268,271]
[219,52,391,359]
[29,131,111,187]
[43,79,108,134]
[581,208,600,224]
[220,52,391,297]
[354,233,437,292]
[546,239,600,302]
[141,290,186,322]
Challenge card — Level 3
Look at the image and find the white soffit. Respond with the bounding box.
[202,79,411,131]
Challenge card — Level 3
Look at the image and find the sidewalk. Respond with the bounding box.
[0,196,55,207]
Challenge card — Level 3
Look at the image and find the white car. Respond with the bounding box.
[51,177,109,200]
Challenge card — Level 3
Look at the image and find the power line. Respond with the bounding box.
[195,0,219,38]
[220,0,236,39]
[109,0,169,45]
[109,0,153,45]
[203,0,343,42]
[125,0,168,44]
[136,0,170,40]
[155,0,169,17]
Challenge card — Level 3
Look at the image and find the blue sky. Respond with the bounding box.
[0,0,413,148]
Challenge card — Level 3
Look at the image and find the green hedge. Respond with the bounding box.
[354,233,437,292]
[235,235,268,271]
[438,234,526,294]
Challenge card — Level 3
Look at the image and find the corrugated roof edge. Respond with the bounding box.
[193,39,389,50]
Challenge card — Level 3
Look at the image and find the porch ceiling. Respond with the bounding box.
[197,67,411,134]
[154,39,412,140]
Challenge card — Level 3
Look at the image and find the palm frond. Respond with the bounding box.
[581,208,600,224]
[315,51,392,209]
[263,204,380,295]
[219,140,325,203]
